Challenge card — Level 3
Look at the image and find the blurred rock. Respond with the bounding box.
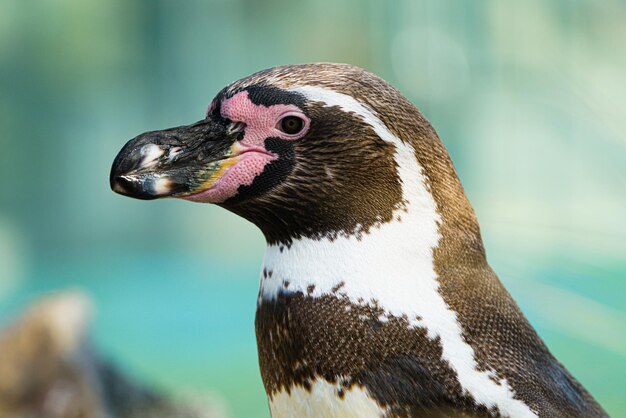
[0,291,227,418]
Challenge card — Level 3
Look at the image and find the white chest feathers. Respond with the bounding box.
[269,379,383,418]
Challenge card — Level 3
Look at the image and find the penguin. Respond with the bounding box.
[0,292,223,418]
[110,63,607,417]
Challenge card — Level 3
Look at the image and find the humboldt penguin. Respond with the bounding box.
[110,63,607,417]
[0,292,223,418]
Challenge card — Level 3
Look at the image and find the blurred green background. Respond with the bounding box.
[0,0,624,416]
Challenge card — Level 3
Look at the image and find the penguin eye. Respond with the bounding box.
[278,115,305,135]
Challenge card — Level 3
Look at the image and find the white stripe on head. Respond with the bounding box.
[259,86,536,417]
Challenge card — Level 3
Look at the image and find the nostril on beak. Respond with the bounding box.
[139,144,165,169]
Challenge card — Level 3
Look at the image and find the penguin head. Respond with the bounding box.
[111,63,461,244]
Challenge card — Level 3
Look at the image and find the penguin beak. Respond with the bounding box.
[110,118,244,200]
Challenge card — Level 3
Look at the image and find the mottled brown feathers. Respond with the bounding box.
[256,291,493,417]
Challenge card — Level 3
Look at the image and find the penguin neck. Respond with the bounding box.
[258,206,439,326]
[255,149,541,418]
[257,140,481,326]
[254,82,490,320]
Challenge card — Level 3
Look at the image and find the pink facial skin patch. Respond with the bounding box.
[183,90,310,203]
[182,146,276,203]
[220,90,310,147]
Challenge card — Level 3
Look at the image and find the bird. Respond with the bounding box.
[110,63,607,417]
[0,291,224,418]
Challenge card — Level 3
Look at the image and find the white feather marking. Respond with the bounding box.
[140,144,164,168]
[260,86,537,417]
[152,177,172,195]
[270,379,383,418]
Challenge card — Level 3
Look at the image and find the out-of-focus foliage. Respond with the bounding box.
[0,1,624,417]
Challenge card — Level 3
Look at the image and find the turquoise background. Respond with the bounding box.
[0,1,624,416]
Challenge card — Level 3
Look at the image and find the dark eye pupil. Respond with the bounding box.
[280,116,304,135]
